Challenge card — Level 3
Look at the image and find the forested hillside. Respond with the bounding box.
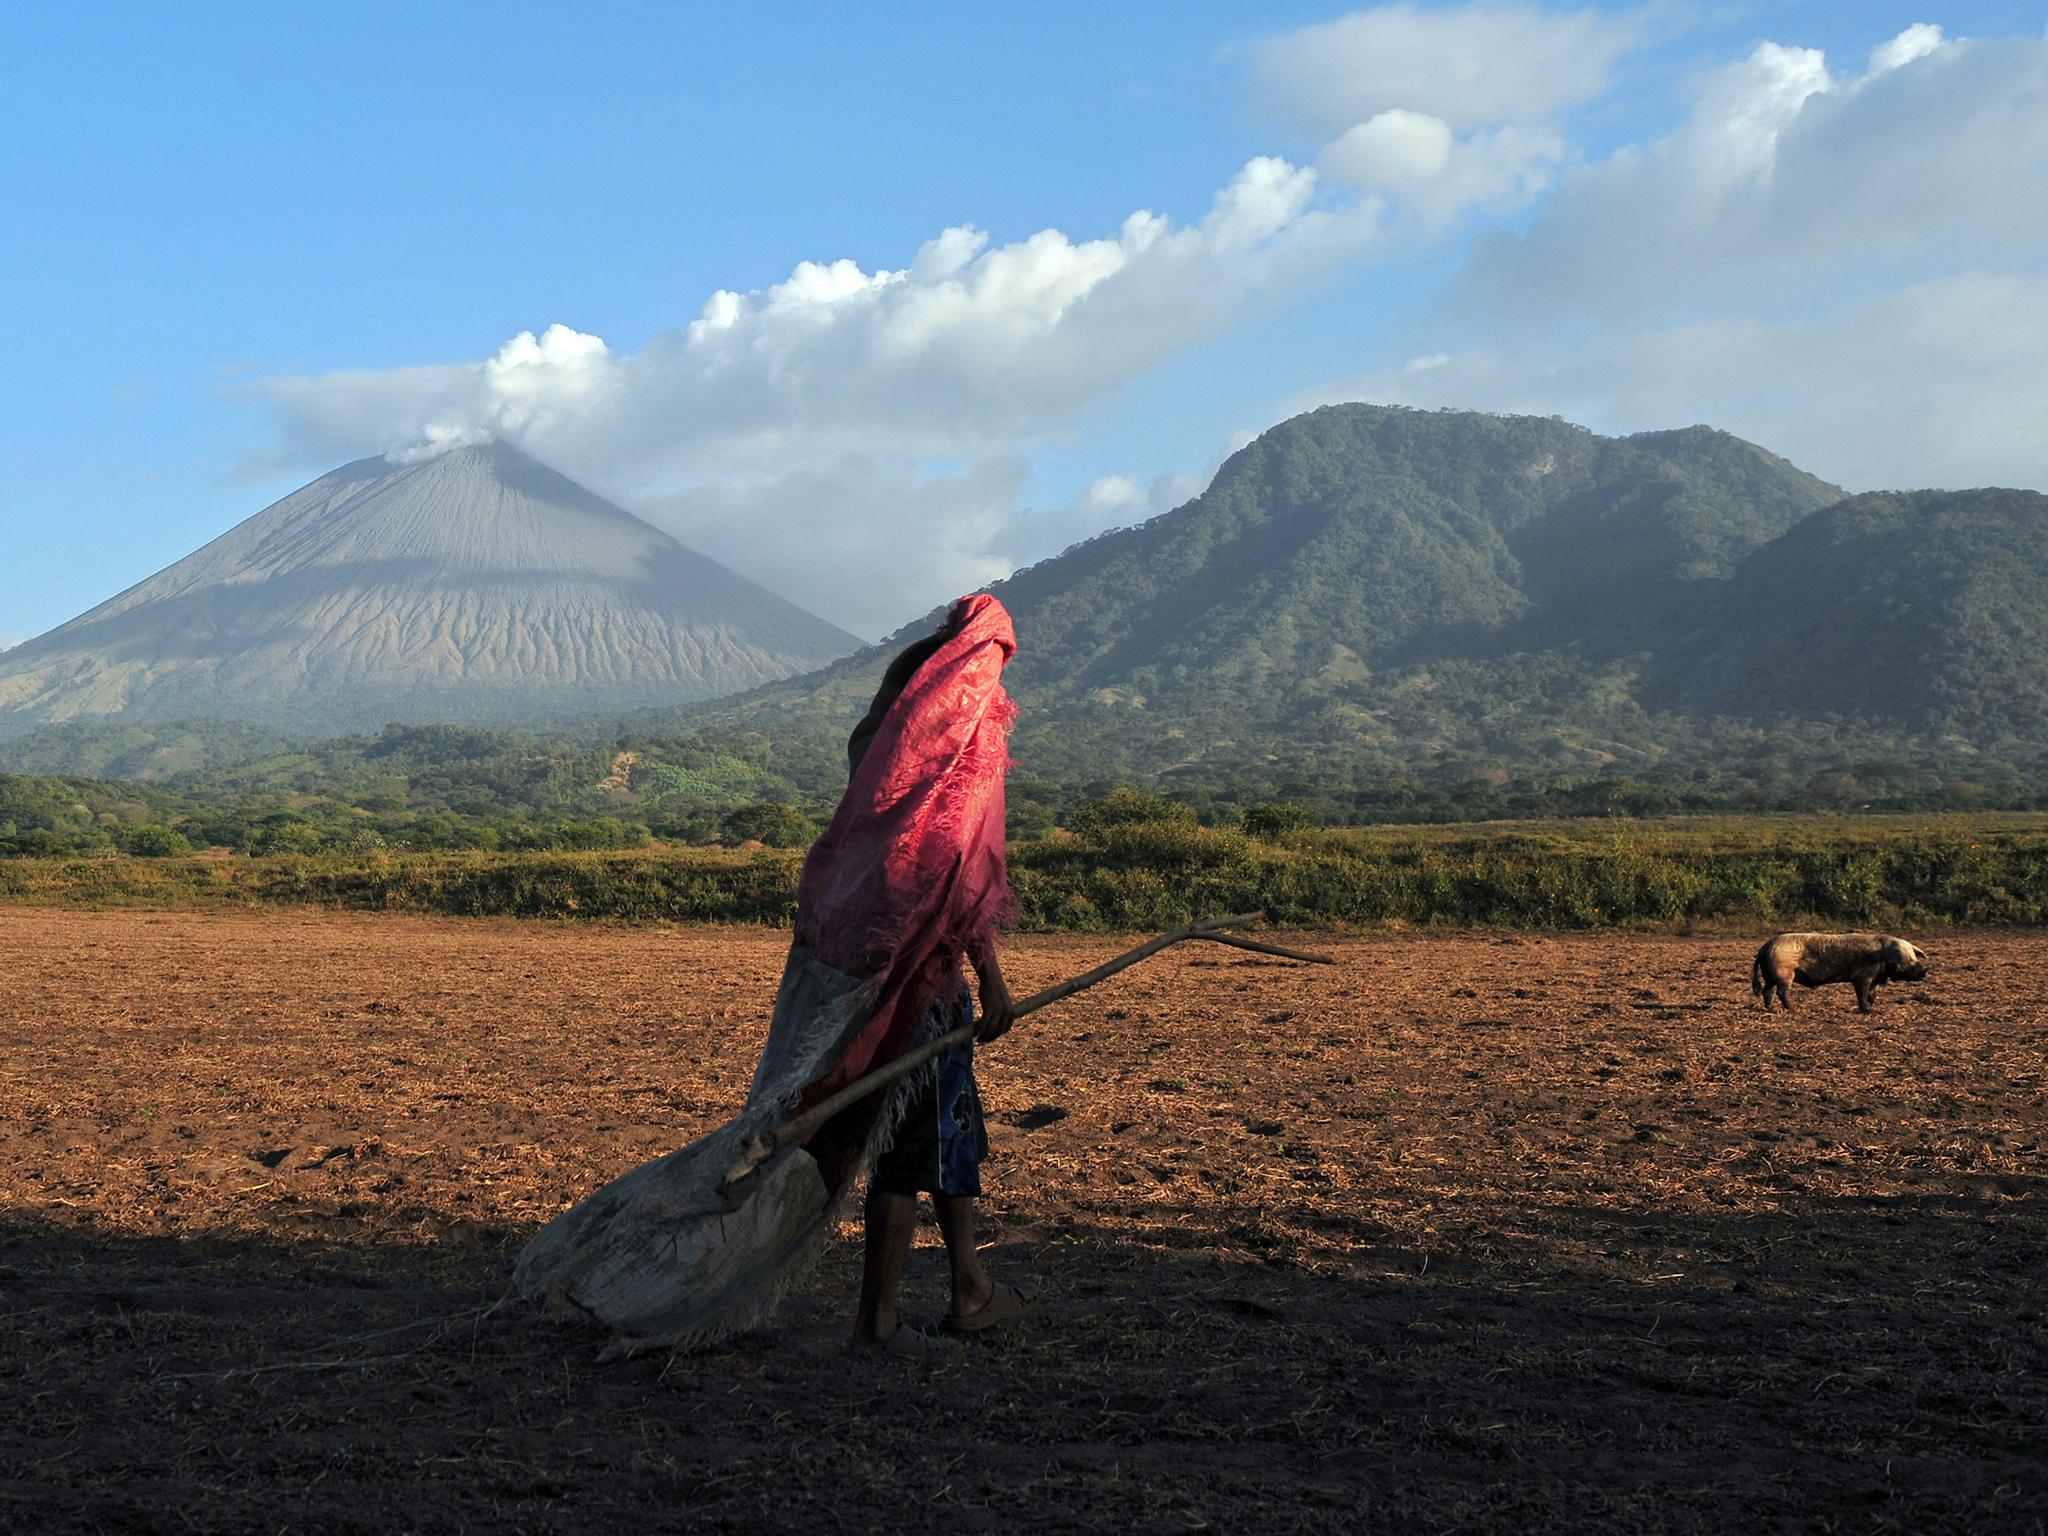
[673,405,2048,810]
[0,725,831,857]
[10,405,2048,837]
[1661,488,2048,736]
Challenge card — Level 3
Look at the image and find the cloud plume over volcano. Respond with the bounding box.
[255,157,1378,637]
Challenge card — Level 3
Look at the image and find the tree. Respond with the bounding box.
[1243,802,1312,841]
[720,801,816,848]
[1068,787,1194,840]
[121,825,194,858]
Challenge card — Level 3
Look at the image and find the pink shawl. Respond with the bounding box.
[791,594,1017,1190]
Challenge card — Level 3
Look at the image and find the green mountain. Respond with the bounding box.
[685,405,1859,782]
[1662,488,2048,736]
[987,409,1840,718]
[12,406,2047,831]
[994,411,1837,682]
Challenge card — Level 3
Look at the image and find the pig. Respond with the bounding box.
[1751,932,1929,1014]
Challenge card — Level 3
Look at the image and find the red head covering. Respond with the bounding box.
[790,593,1018,1188]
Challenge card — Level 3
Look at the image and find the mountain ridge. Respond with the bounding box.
[10,404,2046,821]
[0,443,860,737]
[664,404,2045,801]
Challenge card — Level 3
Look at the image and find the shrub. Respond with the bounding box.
[118,825,194,858]
[1243,802,1313,841]
[719,801,817,849]
[248,817,325,856]
[6,814,2048,932]
[1067,787,1194,840]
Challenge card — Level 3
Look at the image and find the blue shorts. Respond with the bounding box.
[870,984,988,1198]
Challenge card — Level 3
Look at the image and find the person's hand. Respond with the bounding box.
[975,973,1017,1043]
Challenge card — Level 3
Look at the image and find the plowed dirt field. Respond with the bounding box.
[1,908,2042,1533]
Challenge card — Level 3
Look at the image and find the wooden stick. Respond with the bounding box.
[724,914,1332,1186]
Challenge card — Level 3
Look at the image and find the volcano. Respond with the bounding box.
[0,443,861,736]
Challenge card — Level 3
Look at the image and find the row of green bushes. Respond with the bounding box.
[1012,821,2048,930]
[4,813,2044,930]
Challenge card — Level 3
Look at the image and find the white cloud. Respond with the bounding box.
[1449,25,2048,322]
[1322,109,1455,189]
[268,158,1357,476]
[1280,8,1593,234]
[244,16,2046,649]
[255,156,1378,634]
[1256,2,1647,134]
[1304,271,2048,493]
[328,324,623,466]
[1325,117,1564,227]
[1077,473,1147,514]
[1146,470,1205,513]
[637,457,1025,640]
[1870,21,1945,75]
[1320,24,2048,496]
[1007,467,1213,568]
[1072,470,1204,520]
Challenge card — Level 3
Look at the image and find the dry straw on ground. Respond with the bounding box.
[0,908,2041,1533]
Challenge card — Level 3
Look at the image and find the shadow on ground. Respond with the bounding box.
[2,1192,2041,1535]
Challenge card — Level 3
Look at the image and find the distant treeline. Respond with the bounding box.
[7,797,2044,932]
[9,716,2048,869]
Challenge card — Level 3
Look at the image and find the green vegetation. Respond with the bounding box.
[0,727,833,859]
[666,406,2048,809]
[5,408,2047,837]
[0,718,288,780]
[1009,811,2048,932]
[716,801,818,848]
[8,714,2048,871]
[0,772,192,857]
[1661,488,2048,736]
[6,807,2044,934]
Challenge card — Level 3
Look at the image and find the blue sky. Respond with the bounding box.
[3,2,2044,640]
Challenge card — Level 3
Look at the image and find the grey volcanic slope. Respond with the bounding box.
[0,443,860,735]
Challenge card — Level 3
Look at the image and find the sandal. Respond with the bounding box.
[864,1324,959,1357]
[943,1281,1035,1334]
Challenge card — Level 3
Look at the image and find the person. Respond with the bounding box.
[851,943,1024,1354]
[782,594,1034,1355]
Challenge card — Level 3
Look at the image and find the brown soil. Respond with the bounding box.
[1,908,2042,1533]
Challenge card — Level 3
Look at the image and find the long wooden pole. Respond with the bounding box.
[723,913,1333,1187]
